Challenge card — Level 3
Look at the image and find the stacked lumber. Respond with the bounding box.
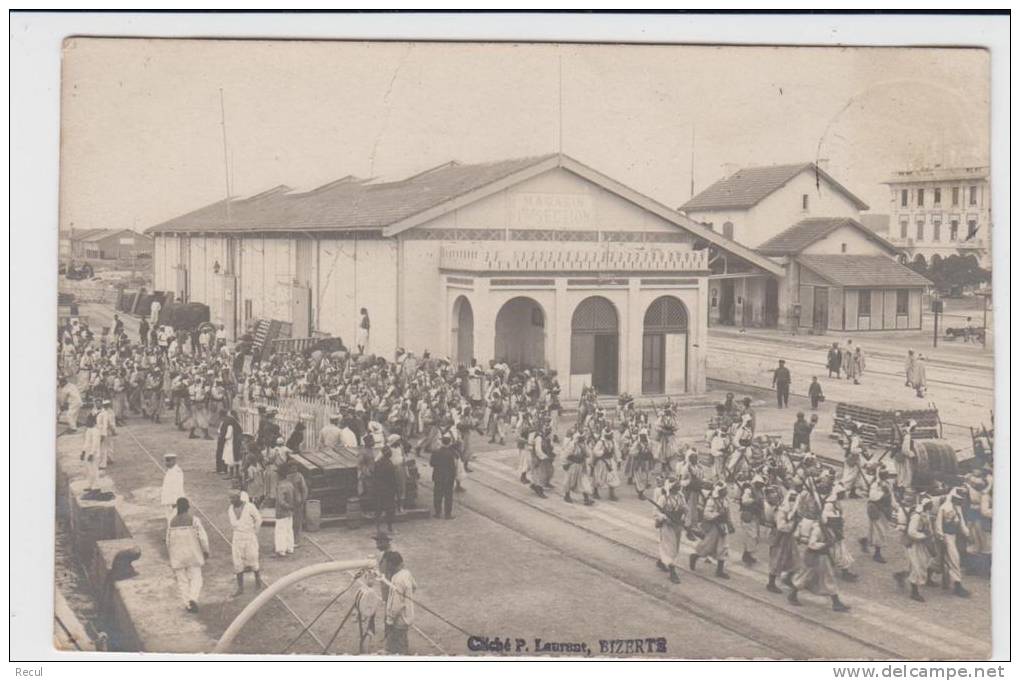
[832,401,940,448]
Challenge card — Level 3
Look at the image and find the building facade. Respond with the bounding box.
[681,163,930,332]
[883,166,991,267]
[71,228,154,260]
[147,154,782,398]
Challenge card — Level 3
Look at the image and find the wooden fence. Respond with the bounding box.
[236,394,338,453]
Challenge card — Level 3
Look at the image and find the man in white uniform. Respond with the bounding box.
[166,497,210,613]
[228,490,265,596]
[161,453,185,524]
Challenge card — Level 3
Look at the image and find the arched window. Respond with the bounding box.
[643,296,688,332]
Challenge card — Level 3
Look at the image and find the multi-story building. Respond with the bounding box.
[883,165,991,268]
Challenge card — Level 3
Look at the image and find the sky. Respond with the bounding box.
[58,39,990,233]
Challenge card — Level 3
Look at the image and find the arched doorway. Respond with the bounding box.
[494,297,546,368]
[642,296,689,394]
[571,296,619,395]
[451,296,474,369]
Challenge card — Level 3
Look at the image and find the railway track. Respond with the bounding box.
[418,476,901,659]
[710,343,993,394]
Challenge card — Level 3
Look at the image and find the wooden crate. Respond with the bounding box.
[832,401,940,449]
[290,447,361,516]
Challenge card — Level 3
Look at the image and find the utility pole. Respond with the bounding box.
[219,88,232,222]
[932,295,941,348]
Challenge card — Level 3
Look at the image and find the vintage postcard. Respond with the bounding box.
[52,36,996,659]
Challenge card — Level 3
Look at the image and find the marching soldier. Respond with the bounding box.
[839,423,867,498]
[787,516,851,612]
[680,450,707,539]
[738,476,766,566]
[767,490,800,594]
[934,487,972,598]
[894,496,936,602]
[653,477,686,584]
[860,466,897,564]
[822,483,858,582]
[689,482,732,579]
[893,419,918,489]
[630,428,656,500]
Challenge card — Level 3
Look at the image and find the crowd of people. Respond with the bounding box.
[57,309,992,641]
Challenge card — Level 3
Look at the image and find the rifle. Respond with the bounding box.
[644,495,703,539]
[723,446,748,484]
[804,475,839,563]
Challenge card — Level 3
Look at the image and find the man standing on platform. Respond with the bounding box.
[771,360,791,408]
[384,552,416,655]
[161,453,185,524]
[166,497,210,613]
[287,465,309,545]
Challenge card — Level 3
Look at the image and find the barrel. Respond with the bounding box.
[914,440,958,475]
[304,499,321,532]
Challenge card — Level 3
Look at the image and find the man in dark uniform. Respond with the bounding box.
[429,434,458,519]
[772,360,791,408]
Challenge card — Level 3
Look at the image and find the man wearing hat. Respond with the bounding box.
[318,412,344,451]
[690,481,733,579]
[894,419,918,489]
[771,359,791,409]
[934,487,972,597]
[822,483,858,582]
[631,428,656,500]
[894,495,936,602]
[228,490,265,596]
[653,476,686,583]
[739,476,766,566]
[860,466,897,564]
[96,398,117,468]
[429,434,458,519]
[161,453,185,524]
[166,497,210,613]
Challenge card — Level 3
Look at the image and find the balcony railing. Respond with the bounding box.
[439,243,708,273]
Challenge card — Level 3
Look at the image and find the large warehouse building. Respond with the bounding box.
[146,153,783,398]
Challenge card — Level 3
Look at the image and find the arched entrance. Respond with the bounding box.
[571,296,619,395]
[494,297,546,368]
[451,296,474,368]
[642,296,689,394]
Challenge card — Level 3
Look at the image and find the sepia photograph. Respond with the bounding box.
[12,12,1008,666]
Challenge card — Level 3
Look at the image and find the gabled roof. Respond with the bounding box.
[77,228,151,243]
[796,254,931,288]
[145,153,785,277]
[756,217,900,256]
[72,228,115,242]
[146,154,559,236]
[680,162,870,212]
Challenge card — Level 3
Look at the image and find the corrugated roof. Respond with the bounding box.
[146,154,559,235]
[681,162,869,212]
[73,228,116,242]
[756,217,898,256]
[796,254,931,288]
[144,152,787,277]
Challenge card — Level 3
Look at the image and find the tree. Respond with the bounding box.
[908,253,928,275]
[928,254,991,294]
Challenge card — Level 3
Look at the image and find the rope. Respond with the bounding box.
[303,534,473,638]
[279,578,357,654]
[411,623,449,655]
[321,599,359,654]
